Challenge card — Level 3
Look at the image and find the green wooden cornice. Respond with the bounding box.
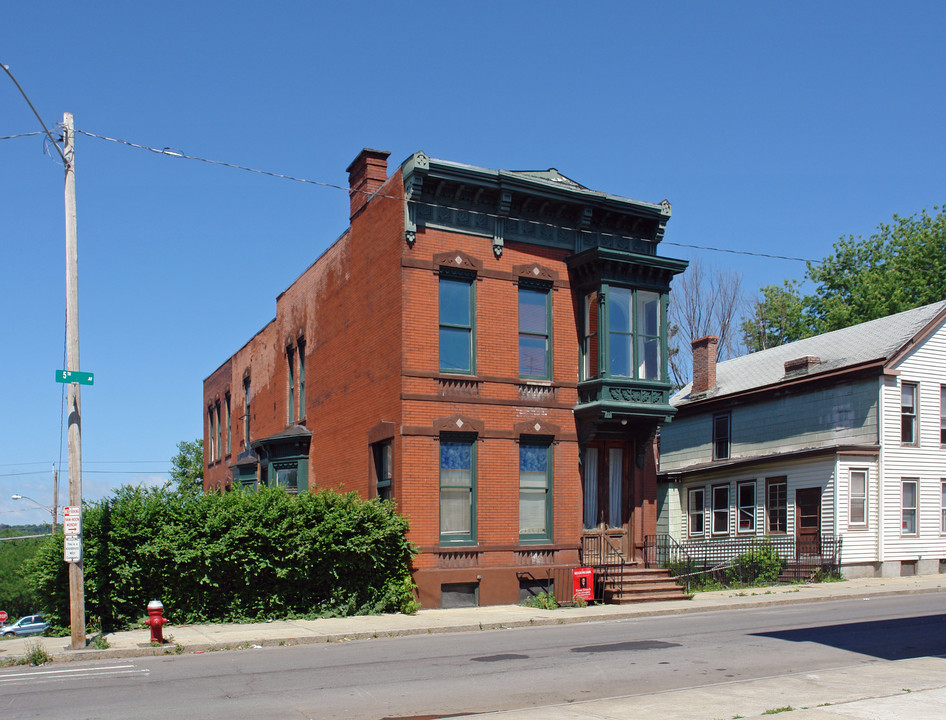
[567,246,689,292]
[401,151,677,258]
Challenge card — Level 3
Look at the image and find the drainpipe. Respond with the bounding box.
[877,375,885,567]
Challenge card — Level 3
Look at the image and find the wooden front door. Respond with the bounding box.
[795,487,822,557]
[582,442,631,562]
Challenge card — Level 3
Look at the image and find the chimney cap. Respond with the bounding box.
[346,148,391,174]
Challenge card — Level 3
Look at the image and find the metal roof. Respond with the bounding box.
[673,299,946,406]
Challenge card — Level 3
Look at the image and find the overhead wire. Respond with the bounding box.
[74,128,819,265]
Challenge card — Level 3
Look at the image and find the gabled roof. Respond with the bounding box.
[673,299,946,407]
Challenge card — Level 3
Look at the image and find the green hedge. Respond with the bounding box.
[27,486,417,632]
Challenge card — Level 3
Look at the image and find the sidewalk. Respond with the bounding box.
[1,574,944,718]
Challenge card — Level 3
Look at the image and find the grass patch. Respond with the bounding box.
[762,707,794,715]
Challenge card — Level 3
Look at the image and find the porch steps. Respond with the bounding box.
[778,559,825,583]
[600,567,692,604]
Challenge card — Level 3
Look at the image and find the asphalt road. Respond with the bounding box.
[1,593,943,720]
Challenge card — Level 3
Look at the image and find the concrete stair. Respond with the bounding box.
[600,566,693,604]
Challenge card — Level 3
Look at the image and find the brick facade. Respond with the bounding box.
[204,150,686,607]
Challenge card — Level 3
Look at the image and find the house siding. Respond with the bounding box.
[879,321,946,571]
[661,380,877,473]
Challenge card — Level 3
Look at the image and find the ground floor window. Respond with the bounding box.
[688,487,705,536]
[373,439,393,501]
[941,480,946,534]
[737,481,756,533]
[765,477,787,533]
[519,441,552,542]
[849,469,867,526]
[272,461,300,494]
[902,479,918,536]
[712,484,729,535]
[440,438,476,543]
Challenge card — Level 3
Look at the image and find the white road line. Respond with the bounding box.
[0,664,147,683]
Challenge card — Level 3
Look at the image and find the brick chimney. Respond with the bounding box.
[346,148,391,220]
[691,335,719,395]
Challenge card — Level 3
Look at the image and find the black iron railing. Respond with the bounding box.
[644,534,842,586]
[579,534,627,601]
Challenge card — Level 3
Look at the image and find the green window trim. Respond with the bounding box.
[519,439,553,543]
[439,271,476,375]
[439,435,477,544]
[224,393,231,456]
[581,285,669,382]
[518,283,552,380]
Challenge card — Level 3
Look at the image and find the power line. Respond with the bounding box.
[0,130,44,140]
[75,128,818,265]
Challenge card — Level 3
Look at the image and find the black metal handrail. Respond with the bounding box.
[579,533,627,601]
[644,533,843,586]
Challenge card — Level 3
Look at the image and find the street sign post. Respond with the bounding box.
[64,536,81,563]
[63,506,81,536]
[55,370,94,385]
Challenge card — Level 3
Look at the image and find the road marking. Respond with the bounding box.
[0,664,147,683]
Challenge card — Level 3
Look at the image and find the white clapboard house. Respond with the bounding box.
[655,300,946,579]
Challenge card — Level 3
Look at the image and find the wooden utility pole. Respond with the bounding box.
[51,464,59,536]
[63,112,86,650]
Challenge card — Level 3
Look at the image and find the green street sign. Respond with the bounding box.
[55,370,94,386]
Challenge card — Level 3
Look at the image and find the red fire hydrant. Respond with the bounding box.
[144,600,169,644]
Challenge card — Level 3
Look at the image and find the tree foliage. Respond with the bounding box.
[169,439,204,494]
[741,280,811,353]
[26,485,418,632]
[742,206,946,349]
[0,529,45,618]
[669,258,745,387]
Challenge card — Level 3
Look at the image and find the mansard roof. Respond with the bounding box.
[673,299,946,408]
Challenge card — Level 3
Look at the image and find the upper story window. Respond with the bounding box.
[298,339,306,421]
[224,392,231,457]
[214,401,221,462]
[581,285,665,382]
[519,285,551,379]
[287,345,295,423]
[582,292,599,380]
[243,376,251,447]
[207,405,216,464]
[713,413,731,460]
[901,382,917,445]
[940,384,945,445]
[439,274,475,374]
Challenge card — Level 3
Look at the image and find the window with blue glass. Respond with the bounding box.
[439,274,475,374]
[440,438,476,543]
[519,441,552,542]
[519,285,551,379]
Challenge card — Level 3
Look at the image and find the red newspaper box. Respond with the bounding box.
[573,567,594,602]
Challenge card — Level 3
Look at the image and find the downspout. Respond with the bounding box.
[876,375,885,566]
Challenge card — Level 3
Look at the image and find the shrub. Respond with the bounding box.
[726,538,783,586]
[26,485,417,631]
[521,591,558,610]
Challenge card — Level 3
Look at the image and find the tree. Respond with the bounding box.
[169,439,203,494]
[741,280,811,352]
[805,206,946,332]
[669,258,745,388]
[742,205,946,349]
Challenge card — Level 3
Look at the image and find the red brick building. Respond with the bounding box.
[203,149,687,608]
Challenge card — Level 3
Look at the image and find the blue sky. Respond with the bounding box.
[2,2,945,525]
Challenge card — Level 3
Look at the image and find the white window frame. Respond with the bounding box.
[940,480,946,535]
[849,469,867,527]
[737,481,756,534]
[901,382,918,446]
[687,487,705,537]
[901,479,918,536]
[711,484,729,535]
